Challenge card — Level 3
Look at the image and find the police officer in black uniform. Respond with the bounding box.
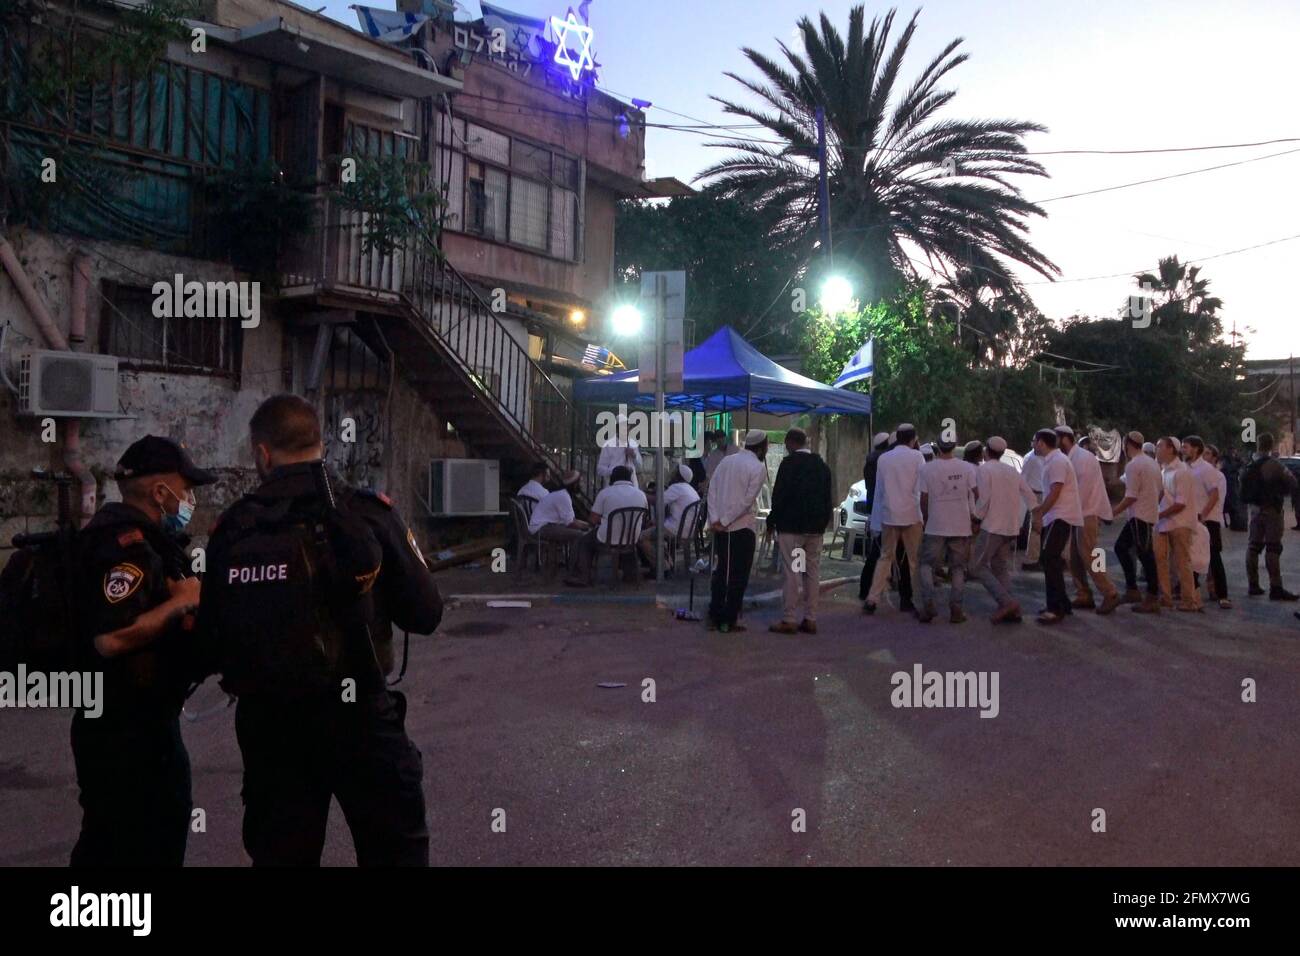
[200,394,442,866]
[72,436,214,867]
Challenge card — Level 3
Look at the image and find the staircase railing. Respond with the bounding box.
[283,196,583,479]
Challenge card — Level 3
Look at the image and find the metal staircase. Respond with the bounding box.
[281,197,590,502]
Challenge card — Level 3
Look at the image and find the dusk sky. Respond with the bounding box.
[328,0,1300,358]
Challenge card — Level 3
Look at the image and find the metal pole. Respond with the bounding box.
[654,273,666,585]
[1290,352,1296,453]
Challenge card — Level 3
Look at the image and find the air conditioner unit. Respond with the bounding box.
[17,350,121,418]
[427,458,501,516]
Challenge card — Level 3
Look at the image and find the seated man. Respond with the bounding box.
[516,461,550,504]
[637,463,701,573]
[566,465,648,586]
[527,471,588,570]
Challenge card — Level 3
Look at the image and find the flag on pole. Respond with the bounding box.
[352,6,430,43]
[834,339,873,388]
[480,1,547,57]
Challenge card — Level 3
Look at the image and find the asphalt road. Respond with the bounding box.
[2,524,1298,866]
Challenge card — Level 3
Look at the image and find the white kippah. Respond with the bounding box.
[873,431,889,447]
[988,436,1007,453]
[677,463,693,481]
[743,429,767,446]
[1054,424,1075,437]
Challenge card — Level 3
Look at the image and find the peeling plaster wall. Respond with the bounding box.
[0,229,284,559]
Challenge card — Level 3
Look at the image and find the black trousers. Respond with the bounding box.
[1206,520,1227,598]
[709,529,756,627]
[70,710,191,867]
[1114,517,1158,594]
[1042,520,1074,616]
[858,533,913,604]
[235,690,428,867]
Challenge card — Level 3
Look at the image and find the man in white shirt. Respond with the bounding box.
[515,462,550,505]
[596,413,643,488]
[706,429,769,633]
[864,424,926,614]
[916,440,977,623]
[1030,428,1084,625]
[565,465,647,586]
[1112,431,1162,612]
[1198,442,1231,609]
[528,470,589,573]
[1056,426,1120,614]
[972,437,1037,623]
[637,463,701,571]
[1154,437,1202,612]
[1019,445,1045,569]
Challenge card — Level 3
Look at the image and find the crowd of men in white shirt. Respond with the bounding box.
[862,422,1299,627]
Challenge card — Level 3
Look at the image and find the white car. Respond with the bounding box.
[836,448,1026,539]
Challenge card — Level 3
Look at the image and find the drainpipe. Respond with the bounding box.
[0,236,95,524]
[64,253,96,524]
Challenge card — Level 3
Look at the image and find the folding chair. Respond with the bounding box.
[592,506,648,588]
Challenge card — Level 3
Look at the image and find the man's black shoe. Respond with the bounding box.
[1248,586,1266,597]
[862,601,876,615]
[1270,588,1299,602]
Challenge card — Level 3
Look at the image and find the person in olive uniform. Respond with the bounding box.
[200,394,443,867]
[71,435,213,867]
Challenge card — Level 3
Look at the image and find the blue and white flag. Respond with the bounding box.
[353,6,430,43]
[480,1,547,57]
[834,339,873,388]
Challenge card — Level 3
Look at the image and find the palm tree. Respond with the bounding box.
[698,6,1059,303]
[1126,255,1224,346]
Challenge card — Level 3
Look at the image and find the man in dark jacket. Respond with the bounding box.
[857,431,891,601]
[73,435,213,867]
[200,394,443,866]
[1245,433,1299,601]
[767,428,833,634]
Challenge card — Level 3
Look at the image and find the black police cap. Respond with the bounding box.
[114,435,216,486]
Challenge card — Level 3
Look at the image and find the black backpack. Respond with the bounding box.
[207,489,384,699]
[1238,457,1266,507]
[0,525,82,673]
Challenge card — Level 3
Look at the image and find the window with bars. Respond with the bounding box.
[98,282,241,378]
[434,113,582,262]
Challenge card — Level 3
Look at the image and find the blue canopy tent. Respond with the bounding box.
[573,325,872,419]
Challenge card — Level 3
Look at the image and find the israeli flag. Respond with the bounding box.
[834,339,873,388]
[353,6,429,43]
[480,1,547,57]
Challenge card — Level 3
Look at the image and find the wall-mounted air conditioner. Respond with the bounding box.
[17,350,121,418]
[427,458,501,516]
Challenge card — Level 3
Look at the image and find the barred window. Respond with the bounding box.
[509,176,548,250]
[98,282,241,378]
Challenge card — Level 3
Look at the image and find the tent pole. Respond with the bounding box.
[745,379,751,431]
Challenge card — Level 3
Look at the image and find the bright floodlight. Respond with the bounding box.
[611,304,643,336]
[820,275,854,314]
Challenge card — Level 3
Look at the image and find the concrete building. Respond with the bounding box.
[0,0,669,562]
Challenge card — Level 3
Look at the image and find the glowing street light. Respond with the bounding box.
[610,303,643,336]
[569,309,586,325]
[820,275,855,314]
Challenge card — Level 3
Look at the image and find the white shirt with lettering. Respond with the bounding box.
[872,444,925,527]
[1069,444,1112,520]
[1041,448,1084,527]
[975,458,1037,537]
[919,458,977,537]
[1123,453,1161,525]
[528,488,575,534]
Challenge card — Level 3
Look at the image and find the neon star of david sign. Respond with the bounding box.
[550,9,595,81]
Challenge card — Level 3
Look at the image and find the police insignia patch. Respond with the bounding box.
[407,528,428,568]
[104,563,144,603]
